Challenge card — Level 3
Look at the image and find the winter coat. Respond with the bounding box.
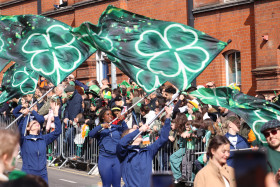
[74,80,89,91]
[225,132,249,167]
[20,117,61,174]
[194,159,236,187]
[64,90,83,121]
[116,118,171,187]
[89,121,128,157]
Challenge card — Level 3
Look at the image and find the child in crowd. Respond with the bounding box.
[181,121,197,182]
[169,113,188,183]
[73,114,89,160]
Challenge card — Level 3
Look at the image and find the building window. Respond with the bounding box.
[277,46,280,63]
[225,51,241,86]
[224,0,238,3]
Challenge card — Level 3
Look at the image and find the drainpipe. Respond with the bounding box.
[188,0,196,86]
[37,0,41,14]
[188,0,194,27]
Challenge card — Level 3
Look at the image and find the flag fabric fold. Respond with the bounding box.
[0,15,96,86]
[73,5,228,91]
[190,87,280,143]
[0,63,39,104]
[0,5,227,97]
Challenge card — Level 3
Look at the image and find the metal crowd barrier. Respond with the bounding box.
[47,121,99,175]
[0,114,18,131]
[3,114,207,184]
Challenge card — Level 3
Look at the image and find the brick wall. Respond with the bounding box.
[2,0,277,95]
[195,4,256,95]
[0,0,189,86]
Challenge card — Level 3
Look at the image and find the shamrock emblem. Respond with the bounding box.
[74,23,113,52]
[135,68,163,93]
[22,25,82,85]
[12,67,37,94]
[110,56,163,93]
[91,25,114,52]
[135,24,210,90]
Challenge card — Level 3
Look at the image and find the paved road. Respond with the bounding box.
[16,161,102,187]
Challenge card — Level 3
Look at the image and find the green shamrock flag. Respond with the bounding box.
[73,5,228,91]
[107,55,165,93]
[0,63,39,104]
[190,87,280,143]
[0,15,96,86]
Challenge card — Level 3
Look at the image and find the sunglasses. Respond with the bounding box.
[263,128,279,138]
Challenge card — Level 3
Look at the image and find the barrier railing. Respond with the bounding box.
[4,114,206,185]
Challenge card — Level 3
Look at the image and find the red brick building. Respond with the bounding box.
[194,0,280,96]
[0,0,278,96]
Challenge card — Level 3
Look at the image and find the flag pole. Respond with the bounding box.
[24,98,33,136]
[132,91,180,141]
[6,86,55,129]
[99,93,149,132]
[110,94,148,125]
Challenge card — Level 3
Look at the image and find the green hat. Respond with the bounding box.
[85,85,100,97]
[9,170,27,180]
[103,90,112,99]
[120,80,131,88]
[69,81,75,86]
[89,85,100,94]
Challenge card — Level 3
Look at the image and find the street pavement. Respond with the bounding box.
[16,160,102,187]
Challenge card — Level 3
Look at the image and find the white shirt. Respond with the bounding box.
[228,135,238,149]
[222,176,230,187]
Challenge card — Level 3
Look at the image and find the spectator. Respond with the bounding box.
[162,85,176,105]
[34,88,45,111]
[63,85,83,155]
[224,116,249,168]
[170,113,188,183]
[260,119,280,183]
[73,114,89,160]
[140,104,156,127]
[194,135,236,187]
[101,78,110,89]
[131,89,144,124]
[38,89,55,116]
[38,77,47,89]
[53,0,68,9]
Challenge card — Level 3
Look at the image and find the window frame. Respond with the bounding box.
[225,50,241,86]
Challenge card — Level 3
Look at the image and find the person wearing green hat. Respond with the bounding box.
[85,85,100,99]
[101,88,113,108]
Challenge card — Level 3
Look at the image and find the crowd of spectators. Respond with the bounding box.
[0,75,280,186]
